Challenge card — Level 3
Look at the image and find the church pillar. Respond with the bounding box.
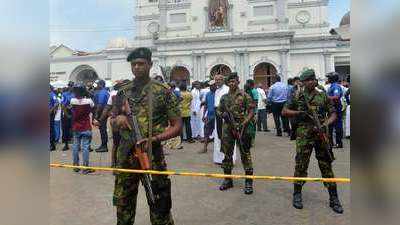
[279,49,289,81]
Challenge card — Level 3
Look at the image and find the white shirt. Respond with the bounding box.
[214,84,229,107]
[107,90,118,105]
[257,88,267,109]
[54,98,62,121]
[190,88,201,113]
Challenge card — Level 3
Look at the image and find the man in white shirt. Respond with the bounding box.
[256,84,269,132]
[190,81,202,140]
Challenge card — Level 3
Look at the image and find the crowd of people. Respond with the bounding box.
[49,46,351,224]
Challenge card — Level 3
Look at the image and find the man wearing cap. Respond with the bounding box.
[217,73,255,195]
[282,69,344,214]
[326,72,344,148]
[112,47,181,225]
[93,79,110,152]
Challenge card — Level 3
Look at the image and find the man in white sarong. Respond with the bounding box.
[213,74,237,164]
[191,81,202,140]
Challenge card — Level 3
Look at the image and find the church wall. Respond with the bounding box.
[289,53,325,79]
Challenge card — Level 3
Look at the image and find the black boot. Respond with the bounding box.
[292,184,303,209]
[328,187,344,214]
[62,143,69,151]
[219,169,233,191]
[244,170,253,195]
[95,145,108,152]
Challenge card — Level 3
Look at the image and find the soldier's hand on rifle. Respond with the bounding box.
[136,137,158,150]
[116,115,132,130]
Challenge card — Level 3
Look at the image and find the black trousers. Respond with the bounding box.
[271,102,290,134]
[216,114,223,140]
[257,109,268,131]
[181,116,192,141]
[61,114,72,144]
[50,113,55,147]
[99,119,108,146]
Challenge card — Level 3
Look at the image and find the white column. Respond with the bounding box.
[159,0,168,37]
[200,52,206,81]
[279,49,289,81]
[323,52,334,75]
[276,0,288,30]
[106,61,112,80]
[244,51,250,81]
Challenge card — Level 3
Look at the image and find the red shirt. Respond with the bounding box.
[70,97,94,132]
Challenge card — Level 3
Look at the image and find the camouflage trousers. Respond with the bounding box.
[113,130,174,225]
[294,138,336,189]
[221,125,253,173]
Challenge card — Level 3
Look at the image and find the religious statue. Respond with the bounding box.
[209,0,228,29]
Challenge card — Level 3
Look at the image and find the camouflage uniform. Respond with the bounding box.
[217,89,254,173]
[113,79,180,225]
[285,88,337,189]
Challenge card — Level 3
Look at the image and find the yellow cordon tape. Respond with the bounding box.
[50,163,351,183]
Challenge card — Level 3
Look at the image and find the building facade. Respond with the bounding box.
[50,0,350,87]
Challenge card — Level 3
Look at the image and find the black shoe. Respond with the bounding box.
[62,144,69,151]
[50,144,56,151]
[293,192,303,209]
[276,133,282,137]
[328,187,344,214]
[187,139,195,143]
[82,169,95,175]
[95,145,108,152]
[334,143,343,149]
[89,147,93,152]
[293,184,303,209]
[263,129,270,132]
[73,168,80,173]
[244,179,253,195]
[219,179,233,191]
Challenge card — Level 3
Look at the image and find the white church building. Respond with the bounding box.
[50,0,350,87]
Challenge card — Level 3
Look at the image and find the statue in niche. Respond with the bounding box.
[209,0,228,29]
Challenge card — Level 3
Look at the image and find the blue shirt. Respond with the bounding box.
[267,82,288,103]
[49,91,57,109]
[205,91,215,119]
[94,88,110,107]
[61,91,74,106]
[327,83,343,111]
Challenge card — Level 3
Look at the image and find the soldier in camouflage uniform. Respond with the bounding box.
[113,47,182,225]
[217,73,255,195]
[282,69,344,214]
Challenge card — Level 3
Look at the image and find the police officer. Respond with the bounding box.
[217,73,255,195]
[94,79,110,152]
[112,47,181,225]
[326,72,344,148]
[61,81,75,151]
[282,69,344,214]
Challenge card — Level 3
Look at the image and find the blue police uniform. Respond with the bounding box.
[327,83,344,147]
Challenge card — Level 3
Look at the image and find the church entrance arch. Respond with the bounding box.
[253,62,277,88]
[209,64,231,79]
[170,66,190,88]
[70,65,99,86]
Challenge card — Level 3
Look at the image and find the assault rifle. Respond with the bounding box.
[222,110,246,150]
[304,102,335,162]
[131,113,156,206]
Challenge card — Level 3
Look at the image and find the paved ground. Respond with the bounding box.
[50,122,350,225]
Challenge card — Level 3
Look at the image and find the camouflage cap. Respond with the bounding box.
[127,47,152,62]
[300,69,316,81]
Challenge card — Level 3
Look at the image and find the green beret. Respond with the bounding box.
[226,72,239,81]
[300,69,316,81]
[127,47,152,62]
